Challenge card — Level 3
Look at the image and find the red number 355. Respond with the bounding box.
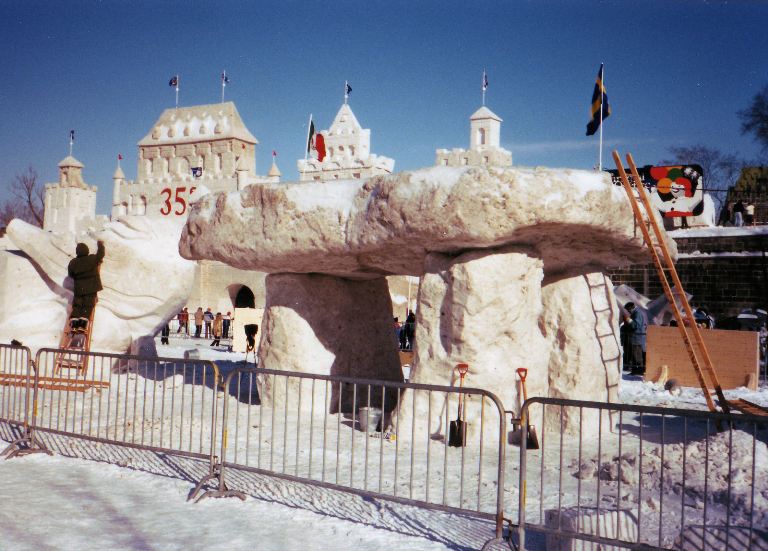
[160,186,197,216]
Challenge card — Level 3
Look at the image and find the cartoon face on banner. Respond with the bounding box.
[647,165,704,218]
[608,164,705,219]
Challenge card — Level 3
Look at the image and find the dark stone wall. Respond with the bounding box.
[608,234,768,319]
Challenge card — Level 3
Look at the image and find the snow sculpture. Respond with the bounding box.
[0,216,196,355]
[180,166,671,434]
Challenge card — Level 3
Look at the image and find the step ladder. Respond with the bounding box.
[613,151,729,414]
[55,303,96,376]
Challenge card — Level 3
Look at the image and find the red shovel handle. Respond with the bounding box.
[516,368,527,382]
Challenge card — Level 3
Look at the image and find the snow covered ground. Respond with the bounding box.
[2,333,767,550]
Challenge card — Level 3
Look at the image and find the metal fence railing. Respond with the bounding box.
[0,348,223,481]
[4,344,767,549]
[517,397,768,550]
[192,367,508,546]
[0,343,32,427]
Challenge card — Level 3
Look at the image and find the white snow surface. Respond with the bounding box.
[0,454,448,551]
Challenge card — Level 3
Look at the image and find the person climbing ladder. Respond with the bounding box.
[65,240,105,350]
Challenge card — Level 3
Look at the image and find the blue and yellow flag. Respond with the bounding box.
[586,64,611,136]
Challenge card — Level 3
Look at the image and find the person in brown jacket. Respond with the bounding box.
[194,307,204,338]
[67,240,105,327]
[210,312,223,347]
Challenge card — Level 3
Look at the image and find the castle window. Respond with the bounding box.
[442,158,448,166]
[483,156,489,164]
[350,145,355,156]
[478,128,486,146]
[461,157,468,166]
[353,173,361,179]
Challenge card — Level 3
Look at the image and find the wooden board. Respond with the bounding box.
[646,326,759,390]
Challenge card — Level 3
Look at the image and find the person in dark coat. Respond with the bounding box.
[623,302,647,375]
[67,240,105,325]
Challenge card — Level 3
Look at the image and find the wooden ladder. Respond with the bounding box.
[55,301,97,376]
[613,151,729,414]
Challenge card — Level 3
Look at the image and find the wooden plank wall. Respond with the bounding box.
[645,326,759,390]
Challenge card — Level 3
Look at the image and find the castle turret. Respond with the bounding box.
[43,155,97,233]
[297,103,394,182]
[435,105,512,168]
[111,162,126,219]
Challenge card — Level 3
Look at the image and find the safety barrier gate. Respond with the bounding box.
[190,367,508,548]
[517,397,767,550]
[1,347,222,490]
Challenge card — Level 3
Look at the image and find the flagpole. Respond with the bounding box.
[344,81,348,105]
[303,113,313,179]
[221,70,226,103]
[175,75,180,109]
[598,64,604,171]
[482,69,486,107]
[69,133,73,157]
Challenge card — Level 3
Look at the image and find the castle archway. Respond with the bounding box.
[234,285,255,308]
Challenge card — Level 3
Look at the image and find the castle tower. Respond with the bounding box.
[297,104,394,182]
[111,162,126,219]
[43,156,97,234]
[267,158,282,184]
[114,101,267,220]
[435,106,512,168]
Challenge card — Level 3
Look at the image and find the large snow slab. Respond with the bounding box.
[181,166,670,279]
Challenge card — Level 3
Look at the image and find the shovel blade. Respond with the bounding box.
[509,424,539,450]
[448,419,467,447]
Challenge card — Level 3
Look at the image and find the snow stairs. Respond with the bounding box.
[586,272,621,427]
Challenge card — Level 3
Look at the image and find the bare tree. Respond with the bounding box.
[7,166,44,227]
[738,84,768,156]
[660,144,744,215]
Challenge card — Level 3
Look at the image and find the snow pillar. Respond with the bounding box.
[257,273,402,412]
[397,247,548,441]
[540,272,622,436]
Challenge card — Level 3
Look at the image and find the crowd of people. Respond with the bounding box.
[394,311,416,350]
[718,199,758,227]
[158,307,234,347]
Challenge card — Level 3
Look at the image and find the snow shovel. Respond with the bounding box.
[448,363,469,447]
[509,368,539,450]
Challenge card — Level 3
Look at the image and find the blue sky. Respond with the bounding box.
[1,0,767,215]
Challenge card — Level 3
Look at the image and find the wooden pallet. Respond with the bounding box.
[0,373,109,393]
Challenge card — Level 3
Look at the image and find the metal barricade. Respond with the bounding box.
[195,367,507,545]
[22,348,222,476]
[0,343,33,426]
[517,397,768,550]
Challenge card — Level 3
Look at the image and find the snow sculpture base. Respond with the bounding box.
[397,247,547,440]
[257,273,402,411]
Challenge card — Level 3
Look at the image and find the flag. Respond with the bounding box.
[272,150,277,158]
[118,153,123,160]
[307,120,316,153]
[221,71,229,85]
[586,64,611,136]
[315,133,326,162]
[191,167,202,178]
[345,82,352,96]
[69,130,75,141]
[169,75,178,87]
[482,71,488,91]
